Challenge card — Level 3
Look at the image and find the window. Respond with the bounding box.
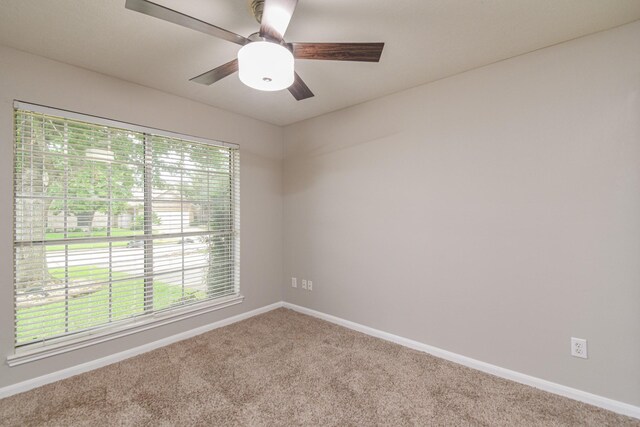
[13,102,240,352]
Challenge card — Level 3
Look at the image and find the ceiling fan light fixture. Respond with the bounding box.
[238,41,294,91]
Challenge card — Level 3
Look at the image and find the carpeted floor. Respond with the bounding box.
[0,308,637,426]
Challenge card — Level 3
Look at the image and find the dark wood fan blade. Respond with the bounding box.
[189,59,238,85]
[260,0,298,41]
[288,72,314,101]
[125,0,248,46]
[290,42,384,62]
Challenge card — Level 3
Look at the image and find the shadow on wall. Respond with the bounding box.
[283,129,405,196]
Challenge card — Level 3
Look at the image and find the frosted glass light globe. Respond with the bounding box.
[238,41,294,91]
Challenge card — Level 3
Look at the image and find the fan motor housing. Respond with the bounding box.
[247,32,292,50]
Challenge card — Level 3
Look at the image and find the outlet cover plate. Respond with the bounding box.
[571,337,588,359]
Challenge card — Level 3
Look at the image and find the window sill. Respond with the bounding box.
[7,294,244,367]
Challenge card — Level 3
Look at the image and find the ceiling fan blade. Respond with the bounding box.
[260,0,298,41]
[125,0,248,46]
[189,59,238,85]
[290,42,384,62]
[288,72,314,101]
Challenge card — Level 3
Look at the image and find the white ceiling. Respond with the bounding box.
[1,1,640,126]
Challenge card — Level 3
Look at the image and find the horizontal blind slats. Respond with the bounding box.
[14,107,240,348]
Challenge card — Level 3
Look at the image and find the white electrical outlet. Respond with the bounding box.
[308,280,313,291]
[291,277,297,288]
[301,279,307,290]
[571,337,588,359]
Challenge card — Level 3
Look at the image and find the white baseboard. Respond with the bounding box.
[283,302,640,420]
[0,301,284,400]
[2,300,638,420]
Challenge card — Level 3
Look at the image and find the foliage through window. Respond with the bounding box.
[13,104,240,348]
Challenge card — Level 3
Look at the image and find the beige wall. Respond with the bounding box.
[283,21,640,406]
[2,20,639,407]
[0,46,284,387]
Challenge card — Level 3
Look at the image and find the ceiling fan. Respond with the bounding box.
[124,0,384,100]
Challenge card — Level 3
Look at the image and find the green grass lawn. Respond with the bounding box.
[46,228,143,251]
[45,228,143,240]
[16,266,206,344]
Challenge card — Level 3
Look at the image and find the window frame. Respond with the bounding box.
[9,101,242,366]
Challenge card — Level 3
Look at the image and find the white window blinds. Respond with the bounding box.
[13,104,240,348]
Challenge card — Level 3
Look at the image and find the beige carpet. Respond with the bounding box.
[0,308,637,426]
